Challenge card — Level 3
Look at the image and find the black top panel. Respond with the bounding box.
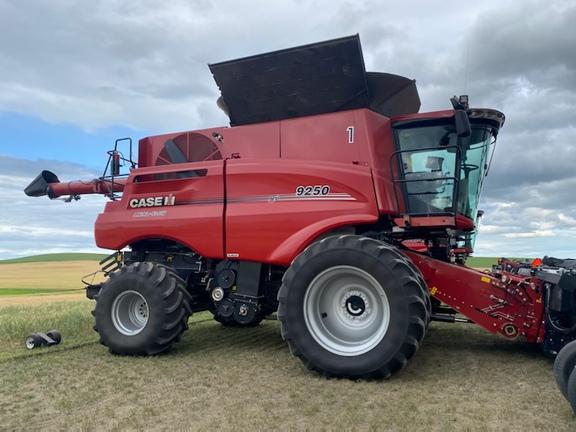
[209,35,420,126]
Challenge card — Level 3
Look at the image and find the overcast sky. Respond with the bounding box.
[1,0,575,260]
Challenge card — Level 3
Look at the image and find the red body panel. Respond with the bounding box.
[280,109,399,215]
[95,161,225,258]
[355,110,400,214]
[94,108,407,261]
[225,159,379,265]
[137,122,281,168]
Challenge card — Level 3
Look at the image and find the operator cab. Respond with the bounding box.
[391,101,504,234]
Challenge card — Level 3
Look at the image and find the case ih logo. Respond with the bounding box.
[129,194,175,208]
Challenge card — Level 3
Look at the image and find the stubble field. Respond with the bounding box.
[0,256,574,430]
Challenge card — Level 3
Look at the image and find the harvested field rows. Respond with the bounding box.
[1,316,575,430]
[1,256,574,429]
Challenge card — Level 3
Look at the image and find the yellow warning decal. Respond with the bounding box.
[430,287,438,296]
[481,276,491,283]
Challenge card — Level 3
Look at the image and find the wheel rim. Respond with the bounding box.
[111,290,149,336]
[303,265,390,356]
[25,336,37,349]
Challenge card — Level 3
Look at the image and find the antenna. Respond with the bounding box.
[463,44,470,94]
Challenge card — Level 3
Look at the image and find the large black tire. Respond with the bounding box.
[93,262,192,355]
[397,252,432,326]
[554,340,576,399]
[278,235,429,379]
[566,366,576,414]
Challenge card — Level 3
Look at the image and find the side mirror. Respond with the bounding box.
[454,109,471,137]
[450,95,471,138]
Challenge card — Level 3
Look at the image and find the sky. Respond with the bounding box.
[1,0,575,260]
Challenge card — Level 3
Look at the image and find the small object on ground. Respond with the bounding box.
[46,329,62,344]
[24,331,62,349]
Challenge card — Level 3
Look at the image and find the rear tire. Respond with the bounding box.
[46,330,62,344]
[278,235,429,379]
[93,262,192,355]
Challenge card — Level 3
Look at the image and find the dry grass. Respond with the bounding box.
[0,292,86,307]
[0,261,103,355]
[0,261,105,291]
[1,261,575,430]
[0,299,95,354]
[1,318,575,430]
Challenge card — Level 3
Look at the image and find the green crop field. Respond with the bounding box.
[466,256,533,269]
[0,288,79,296]
[465,256,497,269]
[0,252,108,265]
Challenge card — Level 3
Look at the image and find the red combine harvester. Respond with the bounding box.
[25,36,576,387]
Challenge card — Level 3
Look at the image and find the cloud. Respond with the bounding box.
[466,1,576,88]
[0,0,575,260]
[0,0,517,132]
[0,155,107,259]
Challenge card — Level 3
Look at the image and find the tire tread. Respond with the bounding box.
[278,234,429,379]
[92,261,192,356]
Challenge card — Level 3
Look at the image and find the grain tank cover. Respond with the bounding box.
[209,35,420,126]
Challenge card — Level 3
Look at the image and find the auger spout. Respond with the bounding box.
[24,170,125,199]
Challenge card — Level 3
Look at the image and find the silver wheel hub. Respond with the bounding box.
[111,290,149,336]
[25,336,36,349]
[341,290,370,320]
[304,266,390,356]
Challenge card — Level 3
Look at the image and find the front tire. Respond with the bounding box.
[278,235,429,379]
[25,333,43,349]
[93,262,192,355]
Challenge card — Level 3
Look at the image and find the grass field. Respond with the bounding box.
[467,256,533,270]
[1,253,573,429]
[0,261,107,294]
[1,311,574,430]
[466,256,498,269]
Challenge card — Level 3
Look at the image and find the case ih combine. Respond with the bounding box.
[25,36,576,389]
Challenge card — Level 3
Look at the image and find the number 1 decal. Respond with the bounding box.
[347,126,354,143]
